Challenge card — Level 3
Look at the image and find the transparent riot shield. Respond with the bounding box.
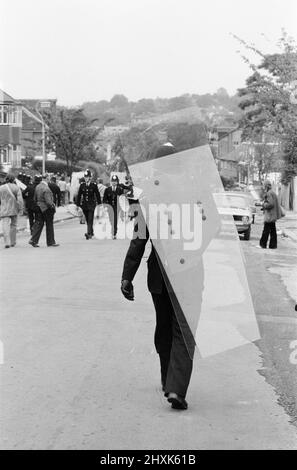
[129,144,259,358]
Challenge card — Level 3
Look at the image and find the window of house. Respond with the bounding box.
[0,148,9,163]
[11,106,18,124]
[0,106,9,124]
[0,105,21,124]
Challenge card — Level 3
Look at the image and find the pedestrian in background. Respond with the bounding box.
[65,178,71,205]
[58,176,67,205]
[29,175,59,248]
[259,180,283,249]
[95,178,107,220]
[74,177,86,224]
[0,174,24,248]
[48,176,61,208]
[22,175,41,234]
[97,178,107,200]
[77,169,101,239]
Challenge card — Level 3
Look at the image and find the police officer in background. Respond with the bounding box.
[103,175,125,239]
[77,169,101,239]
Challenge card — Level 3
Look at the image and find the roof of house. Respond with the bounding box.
[0,89,20,104]
[19,99,57,110]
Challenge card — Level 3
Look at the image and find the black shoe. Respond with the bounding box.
[4,245,10,248]
[167,393,188,410]
[29,240,39,247]
[48,243,59,247]
[84,233,89,240]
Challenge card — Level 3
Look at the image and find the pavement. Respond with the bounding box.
[0,216,297,449]
[276,210,297,242]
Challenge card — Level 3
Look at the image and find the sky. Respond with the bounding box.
[1,0,297,106]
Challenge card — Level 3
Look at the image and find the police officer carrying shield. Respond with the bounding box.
[120,143,204,411]
[77,169,101,239]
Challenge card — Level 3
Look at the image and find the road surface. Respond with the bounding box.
[0,214,296,449]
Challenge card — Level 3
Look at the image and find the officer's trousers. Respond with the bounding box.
[151,285,194,398]
[82,206,95,236]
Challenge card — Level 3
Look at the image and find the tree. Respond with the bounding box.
[105,120,208,170]
[133,98,156,115]
[281,134,297,184]
[167,122,208,151]
[252,142,282,182]
[216,87,229,98]
[81,100,110,122]
[44,108,103,173]
[110,94,129,108]
[168,95,193,112]
[110,135,129,172]
[235,32,297,183]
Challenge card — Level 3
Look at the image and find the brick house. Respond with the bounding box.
[209,126,242,180]
[0,90,22,171]
[0,91,57,171]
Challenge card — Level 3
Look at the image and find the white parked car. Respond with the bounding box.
[213,192,253,240]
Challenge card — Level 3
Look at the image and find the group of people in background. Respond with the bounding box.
[0,167,284,253]
[0,168,133,248]
[17,172,71,207]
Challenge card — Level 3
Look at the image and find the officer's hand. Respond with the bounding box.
[121,280,134,301]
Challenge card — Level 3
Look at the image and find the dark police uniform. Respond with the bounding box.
[121,144,204,409]
[103,180,125,238]
[77,180,101,239]
[122,216,202,404]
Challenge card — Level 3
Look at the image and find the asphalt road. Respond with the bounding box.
[241,214,297,427]
[0,215,296,450]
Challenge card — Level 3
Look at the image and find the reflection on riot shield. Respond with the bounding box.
[129,144,259,358]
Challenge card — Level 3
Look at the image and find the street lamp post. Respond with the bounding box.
[35,101,51,174]
[35,105,46,174]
